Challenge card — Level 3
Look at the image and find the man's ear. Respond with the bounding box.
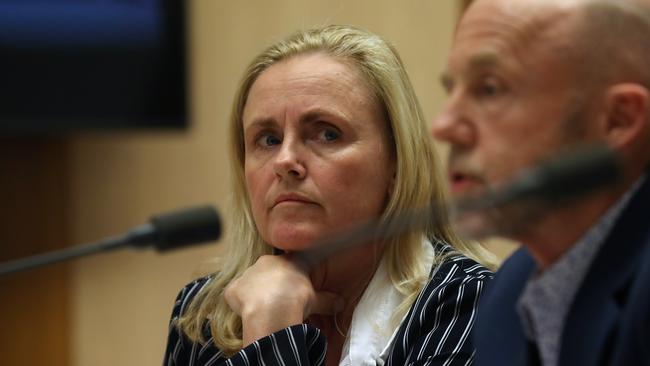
[602,83,650,150]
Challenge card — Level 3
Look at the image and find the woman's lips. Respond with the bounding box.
[273,193,316,207]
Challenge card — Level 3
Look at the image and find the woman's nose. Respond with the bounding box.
[273,138,306,180]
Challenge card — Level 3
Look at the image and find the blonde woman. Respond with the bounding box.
[164,25,495,366]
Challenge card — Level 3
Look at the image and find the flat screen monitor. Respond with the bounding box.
[0,0,187,133]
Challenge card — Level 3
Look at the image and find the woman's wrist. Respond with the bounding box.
[241,307,305,345]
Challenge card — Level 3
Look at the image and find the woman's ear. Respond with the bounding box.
[602,83,650,150]
[388,172,396,197]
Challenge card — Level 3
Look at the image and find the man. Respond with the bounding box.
[432,0,650,365]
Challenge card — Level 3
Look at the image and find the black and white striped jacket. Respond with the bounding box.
[164,246,492,366]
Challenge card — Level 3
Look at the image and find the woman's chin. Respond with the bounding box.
[270,229,322,252]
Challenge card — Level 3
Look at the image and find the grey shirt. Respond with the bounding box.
[517,178,644,366]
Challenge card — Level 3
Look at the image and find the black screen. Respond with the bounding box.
[0,0,187,133]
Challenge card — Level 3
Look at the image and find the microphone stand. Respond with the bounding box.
[0,225,154,277]
[295,144,622,270]
[0,205,220,277]
[0,145,620,276]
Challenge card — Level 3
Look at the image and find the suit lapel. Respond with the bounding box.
[560,178,650,366]
[475,249,538,365]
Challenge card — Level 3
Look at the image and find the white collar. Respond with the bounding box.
[339,239,435,366]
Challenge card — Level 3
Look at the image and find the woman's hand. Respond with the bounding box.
[224,254,344,346]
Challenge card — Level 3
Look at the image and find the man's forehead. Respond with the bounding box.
[461,0,586,32]
[452,0,582,67]
[469,0,588,13]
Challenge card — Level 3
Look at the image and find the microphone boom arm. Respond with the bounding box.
[0,206,220,277]
[296,144,622,270]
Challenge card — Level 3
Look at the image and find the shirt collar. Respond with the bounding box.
[517,175,646,365]
[339,238,435,366]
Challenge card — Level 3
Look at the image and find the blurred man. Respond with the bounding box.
[433,0,650,365]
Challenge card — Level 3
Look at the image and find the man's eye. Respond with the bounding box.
[476,77,503,97]
[440,74,454,95]
[481,84,498,96]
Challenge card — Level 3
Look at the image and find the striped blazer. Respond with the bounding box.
[164,246,492,366]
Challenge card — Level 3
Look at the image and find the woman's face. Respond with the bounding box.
[242,53,396,251]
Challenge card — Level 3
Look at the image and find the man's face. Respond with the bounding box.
[432,0,595,203]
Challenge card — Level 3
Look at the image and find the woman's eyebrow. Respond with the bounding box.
[299,108,349,125]
[244,117,275,130]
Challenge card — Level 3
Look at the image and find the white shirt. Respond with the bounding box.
[339,239,435,366]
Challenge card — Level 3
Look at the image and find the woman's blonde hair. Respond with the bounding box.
[176,24,496,355]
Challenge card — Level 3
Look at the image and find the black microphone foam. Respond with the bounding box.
[0,205,222,276]
[147,205,221,251]
[498,144,622,204]
[297,145,624,270]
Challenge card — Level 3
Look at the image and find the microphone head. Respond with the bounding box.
[451,144,624,240]
[150,205,221,251]
[514,144,623,201]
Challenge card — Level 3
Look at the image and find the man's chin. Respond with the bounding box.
[449,184,490,206]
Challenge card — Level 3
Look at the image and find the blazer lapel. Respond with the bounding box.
[475,249,538,365]
[560,178,650,366]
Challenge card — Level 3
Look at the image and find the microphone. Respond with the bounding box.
[129,205,221,251]
[0,205,221,277]
[455,144,622,212]
[447,144,624,238]
[295,144,622,270]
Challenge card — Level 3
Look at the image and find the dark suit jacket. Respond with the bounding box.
[474,177,650,365]
[164,245,492,366]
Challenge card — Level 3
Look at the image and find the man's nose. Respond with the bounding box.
[431,96,476,147]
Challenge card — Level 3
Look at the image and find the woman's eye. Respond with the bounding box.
[318,129,340,142]
[258,134,281,147]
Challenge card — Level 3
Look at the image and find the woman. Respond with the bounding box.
[164,25,495,366]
